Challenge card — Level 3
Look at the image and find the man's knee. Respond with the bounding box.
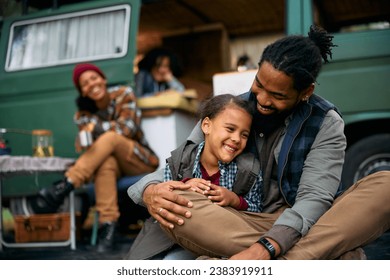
[356,171,390,193]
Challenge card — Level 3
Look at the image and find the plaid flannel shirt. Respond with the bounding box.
[73,85,159,168]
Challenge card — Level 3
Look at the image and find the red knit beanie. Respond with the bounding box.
[72,63,106,93]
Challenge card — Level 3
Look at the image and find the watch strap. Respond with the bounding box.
[257,237,276,259]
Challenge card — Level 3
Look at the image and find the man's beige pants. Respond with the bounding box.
[168,171,390,259]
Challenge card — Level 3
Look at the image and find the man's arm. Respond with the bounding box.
[267,110,346,256]
[274,110,346,236]
[230,239,281,260]
[127,120,203,206]
[127,168,165,206]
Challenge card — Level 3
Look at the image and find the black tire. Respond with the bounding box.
[341,134,390,189]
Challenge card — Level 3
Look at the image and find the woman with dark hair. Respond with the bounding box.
[135,47,185,97]
[29,63,159,252]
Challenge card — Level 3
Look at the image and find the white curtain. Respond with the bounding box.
[8,9,127,71]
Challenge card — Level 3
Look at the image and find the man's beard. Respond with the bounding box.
[252,106,290,135]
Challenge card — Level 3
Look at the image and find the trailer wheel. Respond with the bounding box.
[341,134,390,189]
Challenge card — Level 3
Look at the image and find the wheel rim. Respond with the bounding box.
[353,153,390,182]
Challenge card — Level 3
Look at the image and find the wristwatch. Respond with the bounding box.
[257,237,276,259]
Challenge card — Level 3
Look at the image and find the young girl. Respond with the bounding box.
[164,93,263,212]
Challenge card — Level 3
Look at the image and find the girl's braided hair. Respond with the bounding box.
[259,25,337,91]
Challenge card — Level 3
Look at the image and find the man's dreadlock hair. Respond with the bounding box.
[259,25,336,91]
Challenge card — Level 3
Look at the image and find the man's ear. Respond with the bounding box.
[300,83,315,101]
[201,117,211,135]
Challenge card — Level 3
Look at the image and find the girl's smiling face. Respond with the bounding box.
[201,104,252,165]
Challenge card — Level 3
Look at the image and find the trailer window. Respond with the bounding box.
[6,5,131,72]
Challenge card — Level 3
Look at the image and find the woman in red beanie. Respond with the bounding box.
[30,63,159,252]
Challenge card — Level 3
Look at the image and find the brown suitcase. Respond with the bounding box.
[14,213,71,243]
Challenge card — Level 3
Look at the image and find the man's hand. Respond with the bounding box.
[143,181,193,229]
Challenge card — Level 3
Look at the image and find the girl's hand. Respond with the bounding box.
[185,178,211,194]
[204,184,240,207]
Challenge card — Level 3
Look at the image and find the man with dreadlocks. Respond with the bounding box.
[127,25,390,260]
